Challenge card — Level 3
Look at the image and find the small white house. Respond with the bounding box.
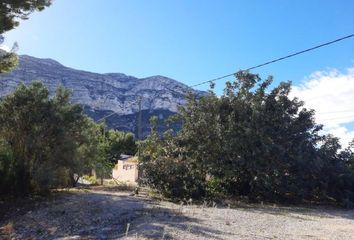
[112,154,138,183]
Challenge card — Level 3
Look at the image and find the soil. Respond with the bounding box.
[1,187,354,239]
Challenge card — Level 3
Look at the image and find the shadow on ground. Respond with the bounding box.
[125,203,230,239]
[0,188,229,240]
[218,202,354,221]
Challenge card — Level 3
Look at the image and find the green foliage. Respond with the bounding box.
[0,0,52,73]
[0,51,19,73]
[105,129,137,163]
[82,175,99,185]
[139,117,206,200]
[90,127,137,182]
[0,82,121,195]
[80,121,138,183]
[0,0,52,34]
[139,71,354,205]
[0,81,138,196]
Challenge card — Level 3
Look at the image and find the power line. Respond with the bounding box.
[137,96,143,140]
[95,34,354,123]
[305,93,354,102]
[340,138,354,141]
[96,97,144,124]
[319,115,354,121]
[190,33,354,88]
[316,109,354,115]
[97,111,118,122]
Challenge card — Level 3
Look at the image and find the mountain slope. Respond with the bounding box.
[0,55,202,136]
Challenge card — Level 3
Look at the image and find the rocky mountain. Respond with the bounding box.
[0,55,203,136]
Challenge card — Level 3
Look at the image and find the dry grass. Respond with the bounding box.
[1,187,354,240]
[0,222,15,240]
[2,222,14,235]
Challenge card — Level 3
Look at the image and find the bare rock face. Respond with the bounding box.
[0,55,203,135]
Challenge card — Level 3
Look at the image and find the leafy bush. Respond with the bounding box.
[0,82,106,195]
[82,175,99,185]
[139,71,354,205]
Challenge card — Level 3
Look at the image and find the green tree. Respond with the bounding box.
[0,82,86,195]
[0,0,52,34]
[0,0,52,73]
[139,115,208,200]
[140,71,354,205]
[0,44,19,73]
[0,81,137,194]
[105,130,137,162]
[79,124,138,184]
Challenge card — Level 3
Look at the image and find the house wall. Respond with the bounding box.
[112,160,138,182]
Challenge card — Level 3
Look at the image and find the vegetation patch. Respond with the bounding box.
[139,71,354,206]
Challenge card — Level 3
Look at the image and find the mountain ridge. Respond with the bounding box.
[0,55,203,136]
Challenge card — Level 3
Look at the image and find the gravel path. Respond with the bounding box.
[1,188,354,239]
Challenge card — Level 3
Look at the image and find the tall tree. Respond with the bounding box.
[0,0,52,73]
[140,71,354,205]
[0,82,87,195]
[0,0,52,34]
[0,40,18,73]
[105,130,137,163]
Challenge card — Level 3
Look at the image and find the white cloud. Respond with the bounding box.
[0,44,11,52]
[291,67,354,147]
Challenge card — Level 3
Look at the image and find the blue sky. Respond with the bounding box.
[1,0,354,144]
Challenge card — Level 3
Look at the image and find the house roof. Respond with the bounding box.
[117,154,138,163]
[125,156,138,163]
[119,154,133,160]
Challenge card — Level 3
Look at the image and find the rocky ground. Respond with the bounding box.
[1,187,354,239]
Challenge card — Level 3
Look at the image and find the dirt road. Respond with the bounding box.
[1,187,354,239]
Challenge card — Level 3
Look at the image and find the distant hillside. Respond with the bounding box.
[0,55,204,136]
